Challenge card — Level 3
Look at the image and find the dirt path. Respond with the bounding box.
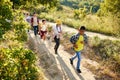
[45,40,96,80]
[28,30,96,80]
[28,21,119,80]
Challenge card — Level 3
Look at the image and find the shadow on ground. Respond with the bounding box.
[27,32,63,80]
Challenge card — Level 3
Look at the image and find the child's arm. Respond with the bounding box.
[73,44,78,48]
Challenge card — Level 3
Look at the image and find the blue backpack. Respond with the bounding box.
[70,33,88,44]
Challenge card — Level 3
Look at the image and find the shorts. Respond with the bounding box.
[40,30,47,38]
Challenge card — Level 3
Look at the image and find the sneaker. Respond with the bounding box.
[70,59,73,65]
[77,69,81,73]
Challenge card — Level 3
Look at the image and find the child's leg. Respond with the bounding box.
[71,52,77,61]
[76,51,81,69]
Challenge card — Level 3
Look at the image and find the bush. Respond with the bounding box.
[0,48,41,80]
[91,38,120,73]
[57,5,63,11]
[74,8,87,19]
[0,0,13,39]
[0,10,45,80]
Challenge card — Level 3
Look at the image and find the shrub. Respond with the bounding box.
[0,10,45,80]
[91,38,120,73]
[0,48,41,80]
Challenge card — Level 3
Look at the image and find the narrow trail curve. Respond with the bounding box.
[47,22,120,41]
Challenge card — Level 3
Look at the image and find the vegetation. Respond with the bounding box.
[39,0,120,79]
[86,37,120,79]
[0,48,40,80]
[10,0,59,9]
[61,0,102,13]
[0,0,120,79]
[0,0,13,38]
[62,32,120,79]
[36,0,120,37]
[91,37,120,71]
[0,0,45,79]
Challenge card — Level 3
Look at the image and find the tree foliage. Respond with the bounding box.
[0,10,43,79]
[98,0,120,35]
[74,8,87,19]
[61,0,102,13]
[0,0,13,38]
[98,0,120,17]
[0,48,39,80]
[38,0,59,7]
[78,0,102,13]
[0,0,13,19]
[10,0,59,9]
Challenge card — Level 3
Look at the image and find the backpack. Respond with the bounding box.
[70,33,88,44]
[70,33,80,44]
[31,17,39,26]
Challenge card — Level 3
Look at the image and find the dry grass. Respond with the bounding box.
[83,63,118,80]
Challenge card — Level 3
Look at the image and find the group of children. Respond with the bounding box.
[25,12,48,40]
[25,12,88,73]
[25,12,62,54]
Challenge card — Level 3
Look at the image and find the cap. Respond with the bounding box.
[56,19,62,25]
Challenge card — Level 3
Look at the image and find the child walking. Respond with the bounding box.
[70,26,87,73]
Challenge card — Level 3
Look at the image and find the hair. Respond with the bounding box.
[33,12,36,15]
[80,26,86,30]
[42,19,46,22]
[26,13,29,15]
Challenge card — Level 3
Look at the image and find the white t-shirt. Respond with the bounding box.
[33,17,38,26]
[26,16,31,23]
[41,24,47,31]
[52,24,62,38]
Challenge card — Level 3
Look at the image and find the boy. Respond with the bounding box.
[70,26,87,73]
[31,12,39,36]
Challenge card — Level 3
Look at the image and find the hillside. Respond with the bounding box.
[0,0,120,80]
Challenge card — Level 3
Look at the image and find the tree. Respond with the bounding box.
[0,0,13,38]
[10,0,59,9]
[97,0,120,36]
[37,0,59,8]
[0,0,13,19]
[78,0,101,13]
[99,0,120,16]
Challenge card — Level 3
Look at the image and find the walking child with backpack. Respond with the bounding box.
[31,12,39,36]
[69,26,88,73]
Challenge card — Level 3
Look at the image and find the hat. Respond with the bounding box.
[56,19,62,24]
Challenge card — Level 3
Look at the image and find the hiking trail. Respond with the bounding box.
[47,22,120,41]
[28,30,97,80]
[28,21,120,80]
